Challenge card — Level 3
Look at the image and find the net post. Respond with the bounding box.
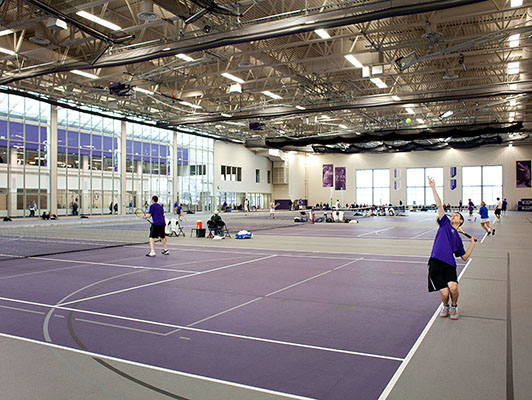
[312,209,315,224]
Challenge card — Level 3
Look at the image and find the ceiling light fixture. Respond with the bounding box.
[439,110,454,120]
[314,29,331,39]
[220,113,232,118]
[76,11,122,31]
[509,34,520,48]
[344,55,363,68]
[262,91,282,99]
[370,77,387,88]
[511,0,523,7]
[338,124,347,129]
[507,61,520,74]
[0,29,14,36]
[295,105,306,110]
[229,83,242,93]
[405,108,415,114]
[71,70,99,79]
[509,98,517,106]
[180,101,202,109]
[221,72,245,84]
[176,53,194,62]
[391,95,401,101]
[134,87,154,95]
[416,118,424,124]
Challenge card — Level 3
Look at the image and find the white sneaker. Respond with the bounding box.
[450,306,459,320]
[146,251,156,257]
[440,306,450,318]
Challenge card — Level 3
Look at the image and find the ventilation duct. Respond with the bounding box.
[29,26,50,45]
[137,0,160,21]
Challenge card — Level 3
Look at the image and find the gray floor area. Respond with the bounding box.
[1,212,530,399]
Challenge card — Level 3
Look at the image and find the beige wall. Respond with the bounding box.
[214,143,532,209]
[214,142,272,194]
[304,145,532,209]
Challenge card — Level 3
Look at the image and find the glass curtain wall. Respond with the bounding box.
[462,166,502,205]
[355,169,390,205]
[126,122,173,213]
[175,132,214,212]
[0,93,50,218]
[57,108,121,215]
[0,92,215,218]
[406,167,443,205]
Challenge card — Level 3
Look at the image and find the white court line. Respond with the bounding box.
[480,231,489,244]
[157,244,429,259]
[357,227,395,237]
[33,253,257,274]
[0,264,92,280]
[412,227,437,239]
[166,257,365,336]
[377,257,473,399]
[0,332,316,400]
[0,304,44,315]
[58,255,277,306]
[75,318,167,336]
[0,296,404,362]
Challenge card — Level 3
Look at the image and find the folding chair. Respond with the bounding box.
[167,218,185,237]
[217,221,231,238]
[207,220,218,238]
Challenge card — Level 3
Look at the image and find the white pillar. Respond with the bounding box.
[120,121,127,215]
[48,105,58,215]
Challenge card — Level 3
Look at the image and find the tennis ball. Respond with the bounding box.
[406,118,412,124]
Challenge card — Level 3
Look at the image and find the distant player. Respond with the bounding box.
[478,201,495,236]
[494,197,502,223]
[269,201,277,219]
[502,198,508,215]
[467,198,476,221]
[427,177,476,320]
[145,195,169,257]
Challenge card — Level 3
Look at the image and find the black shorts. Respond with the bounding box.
[428,257,457,292]
[149,224,166,239]
[494,208,501,216]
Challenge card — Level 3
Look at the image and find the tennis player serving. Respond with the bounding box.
[427,177,476,320]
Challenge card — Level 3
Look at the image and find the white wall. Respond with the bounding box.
[304,145,532,209]
[214,142,272,194]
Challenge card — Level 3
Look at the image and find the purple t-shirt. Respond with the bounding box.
[430,215,465,267]
[148,203,165,226]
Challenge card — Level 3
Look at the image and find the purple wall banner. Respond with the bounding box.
[516,160,531,188]
[322,164,333,187]
[335,167,346,190]
[450,167,457,178]
[450,179,457,190]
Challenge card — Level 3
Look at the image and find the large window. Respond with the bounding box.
[407,167,443,205]
[356,169,390,205]
[462,166,502,205]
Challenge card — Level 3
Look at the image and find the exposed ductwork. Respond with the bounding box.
[0,0,484,86]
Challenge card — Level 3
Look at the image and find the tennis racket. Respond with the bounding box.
[458,227,476,241]
[135,208,152,224]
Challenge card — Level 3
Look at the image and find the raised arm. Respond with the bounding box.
[428,176,445,219]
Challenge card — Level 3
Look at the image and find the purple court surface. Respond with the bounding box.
[0,241,467,400]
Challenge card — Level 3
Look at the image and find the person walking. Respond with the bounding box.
[29,201,35,217]
[494,197,502,223]
[427,177,476,320]
[144,195,169,257]
[478,201,495,236]
[502,198,508,215]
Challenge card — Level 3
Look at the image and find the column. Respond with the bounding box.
[120,121,127,215]
[48,105,58,215]
[172,131,178,208]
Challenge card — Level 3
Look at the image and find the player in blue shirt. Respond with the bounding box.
[428,177,476,320]
[478,201,495,236]
[145,195,169,257]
